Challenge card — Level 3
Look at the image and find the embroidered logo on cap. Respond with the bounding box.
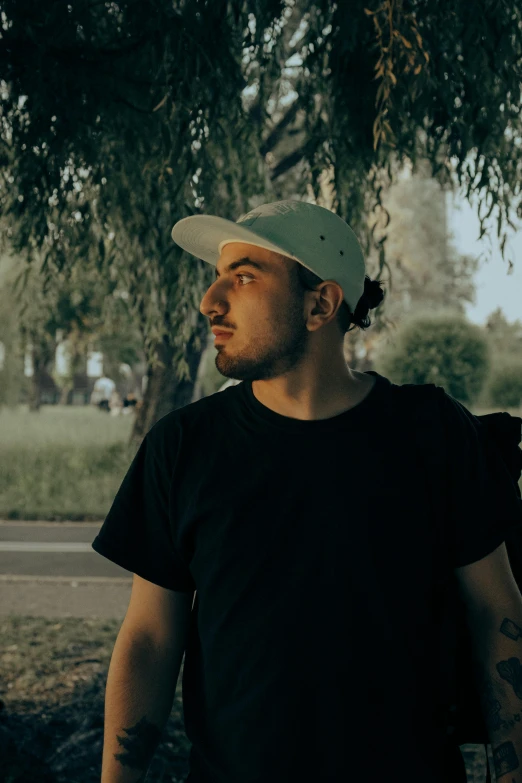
[237,211,261,226]
[238,201,305,226]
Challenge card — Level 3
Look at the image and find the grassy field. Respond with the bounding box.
[0,404,137,520]
[0,400,520,520]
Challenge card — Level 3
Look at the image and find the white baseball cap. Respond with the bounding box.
[171,199,366,313]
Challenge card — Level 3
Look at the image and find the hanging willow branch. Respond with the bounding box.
[365,0,430,152]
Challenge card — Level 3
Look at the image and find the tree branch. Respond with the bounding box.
[111,95,155,115]
[269,142,309,181]
[260,98,302,157]
[48,32,153,61]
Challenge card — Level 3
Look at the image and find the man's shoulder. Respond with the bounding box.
[149,382,239,439]
[392,379,446,402]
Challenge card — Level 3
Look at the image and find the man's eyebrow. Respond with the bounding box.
[214,256,269,278]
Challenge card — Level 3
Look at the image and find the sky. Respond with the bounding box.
[448,192,522,326]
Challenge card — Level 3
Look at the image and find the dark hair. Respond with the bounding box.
[294,264,385,334]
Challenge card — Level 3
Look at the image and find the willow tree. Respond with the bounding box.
[0,0,279,442]
[1,0,521,443]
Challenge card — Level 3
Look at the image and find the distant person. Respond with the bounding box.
[90,375,116,412]
[122,392,138,415]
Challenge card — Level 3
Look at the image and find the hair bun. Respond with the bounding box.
[363,277,385,310]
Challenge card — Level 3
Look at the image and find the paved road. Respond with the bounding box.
[0,520,133,620]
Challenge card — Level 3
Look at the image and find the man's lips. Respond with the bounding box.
[212,328,233,341]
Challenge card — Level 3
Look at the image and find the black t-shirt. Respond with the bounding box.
[92,371,522,783]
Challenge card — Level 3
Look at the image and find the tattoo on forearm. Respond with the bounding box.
[114,715,162,770]
[493,741,519,779]
[482,681,522,734]
[497,657,522,700]
[483,685,503,732]
[500,618,522,641]
[478,618,522,779]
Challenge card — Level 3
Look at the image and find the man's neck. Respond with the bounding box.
[251,371,376,421]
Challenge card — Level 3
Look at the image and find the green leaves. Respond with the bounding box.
[374,312,492,405]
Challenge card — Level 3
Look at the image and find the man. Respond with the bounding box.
[93,200,522,783]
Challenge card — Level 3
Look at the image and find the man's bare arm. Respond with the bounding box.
[465,607,522,782]
[100,626,184,782]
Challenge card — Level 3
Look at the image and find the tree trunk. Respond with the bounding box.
[129,326,207,451]
[28,347,43,412]
[28,338,59,411]
[59,383,73,406]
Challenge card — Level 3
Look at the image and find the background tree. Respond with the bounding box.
[480,309,522,408]
[374,311,491,404]
[486,363,522,409]
[483,307,522,366]
[344,165,480,370]
[373,167,478,315]
[0,243,145,412]
[1,0,521,443]
[0,253,23,407]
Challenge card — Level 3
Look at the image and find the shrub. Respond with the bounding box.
[374,312,491,405]
[486,362,522,409]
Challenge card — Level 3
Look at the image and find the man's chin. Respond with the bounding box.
[216,361,255,382]
[215,358,241,379]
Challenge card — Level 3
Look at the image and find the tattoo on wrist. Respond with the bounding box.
[114,715,162,770]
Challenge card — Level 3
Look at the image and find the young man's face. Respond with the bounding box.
[199,242,311,382]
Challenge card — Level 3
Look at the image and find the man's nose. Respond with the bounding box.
[199,278,228,316]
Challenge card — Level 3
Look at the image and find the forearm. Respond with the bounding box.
[101,627,181,782]
[468,608,522,782]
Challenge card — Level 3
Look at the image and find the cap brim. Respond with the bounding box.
[171,214,300,266]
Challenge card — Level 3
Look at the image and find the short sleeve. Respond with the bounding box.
[441,391,522,568]
[91,427,195,593]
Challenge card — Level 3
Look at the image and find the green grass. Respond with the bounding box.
[0,404,136,520]
[0,401,520,520]
[0,403,135,448]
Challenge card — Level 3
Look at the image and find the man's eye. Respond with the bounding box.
[237,274,253,285]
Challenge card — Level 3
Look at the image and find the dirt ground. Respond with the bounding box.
[0,614,493,783]
[0,615,191,782]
